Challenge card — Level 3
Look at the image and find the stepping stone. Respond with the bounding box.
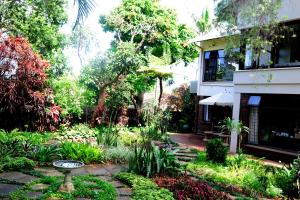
[97,175,112,182]
[109,180,124,188]
[104,164,126,175]
[174,153,198,158]
[177,157,194,162]
[26,191,43,199]
[117,188,132,196]
[0,171,37,184]
[86,167,110,176]
[0,183,21,197]
[35,167,63,177]
[71,167,89,176]
[31,183,49,191]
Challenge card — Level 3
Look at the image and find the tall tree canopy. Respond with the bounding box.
[215,0,292,68]
[84,0,199,125]
[0,0,68,77]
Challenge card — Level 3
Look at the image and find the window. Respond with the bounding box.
[274,23,300,67]
[203,49,236,82]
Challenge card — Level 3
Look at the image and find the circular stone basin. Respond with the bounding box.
[53,160,84,170]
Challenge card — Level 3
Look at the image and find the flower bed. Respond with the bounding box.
[154,175,232,200]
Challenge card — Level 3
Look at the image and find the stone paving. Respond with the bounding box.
[0,164,132,200]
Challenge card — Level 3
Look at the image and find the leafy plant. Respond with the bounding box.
[129,141,179,177]
[58,123,98,142]
[103,146,132,164]
[0,33,60,131]
[116,172,174,200]
[60,142,103,164]
[206,139,228,163]
[154,175,231,200]
[2,156,35,171]
[187,152,283,198]
[97,125,119,147]
[31,144,61,165]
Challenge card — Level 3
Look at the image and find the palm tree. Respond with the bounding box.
[73,0,95,30]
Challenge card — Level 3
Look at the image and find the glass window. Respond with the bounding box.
[203,49,235,82]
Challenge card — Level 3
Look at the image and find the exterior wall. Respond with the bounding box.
[237,0,300,29]
[234,67,300,95]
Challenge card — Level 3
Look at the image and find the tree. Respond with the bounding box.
[82,42,146,126]
[0,0,68,78]
[215,0,292,68]
[92,0,199,124]
[73,0,95,30]
[194,8,212,35]
[0,33,60,131]
[51,75,96,122]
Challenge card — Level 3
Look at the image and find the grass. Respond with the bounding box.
[115,172,174,200]
[10,175,117,200]
[186,152,283,198]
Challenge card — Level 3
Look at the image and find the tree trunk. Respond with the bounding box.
[131,92,144,124]
[158,77,163,107]
[91,88,107,127]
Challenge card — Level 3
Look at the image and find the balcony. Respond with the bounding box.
[234,67,300,94]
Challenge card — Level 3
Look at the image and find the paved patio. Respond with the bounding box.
[169,133,205,151]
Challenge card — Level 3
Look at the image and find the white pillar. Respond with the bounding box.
[230,92,241,153]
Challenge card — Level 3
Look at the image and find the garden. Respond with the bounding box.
[1,0,300,199]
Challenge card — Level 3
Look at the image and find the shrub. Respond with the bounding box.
[154,175,231,200]
[60,142,103,164]
[116,172,174,200]
[103,146,132,164]
[206,139,227,163]
[119,128,142,146]
[31,144,61,165]
[51,75,94,121]
[129,141,179,177]
[58,123,98,142]
[2,156,35,171]
[97,125,119,147]
[0,33,60,131]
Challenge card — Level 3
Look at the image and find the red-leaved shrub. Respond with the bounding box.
[0,33,60,131]
[154,175,232,200]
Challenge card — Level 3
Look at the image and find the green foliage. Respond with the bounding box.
[60,142,103,164]
[31,145,61,165]
[58,123,98,141]
[0,129,53,145]
[0,0,68,77]
[103,146,132,164]
[2,156,35,171]
[129,141,179,177]
[194,8,211,34]
[10,175,117,200]
[187,152,283,198]
[119,128,142,146]
[215,0,292,69]
[51,75,96,120]
[97,125,120,147]
[116,172,174,200]
[206,139,228,163]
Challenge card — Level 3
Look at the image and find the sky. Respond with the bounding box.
[62,0,216,75]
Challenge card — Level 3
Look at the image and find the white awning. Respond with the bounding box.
[199,92,233,106]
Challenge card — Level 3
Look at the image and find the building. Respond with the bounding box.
[196,0,300,162]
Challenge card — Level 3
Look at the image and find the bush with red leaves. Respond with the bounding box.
[0,33,60,131]
[154,175,232,200]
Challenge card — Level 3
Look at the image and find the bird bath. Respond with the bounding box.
[53,160,84,193]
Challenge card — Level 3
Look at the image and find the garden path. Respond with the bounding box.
[169,133,205,151]
[0,164,131,200]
